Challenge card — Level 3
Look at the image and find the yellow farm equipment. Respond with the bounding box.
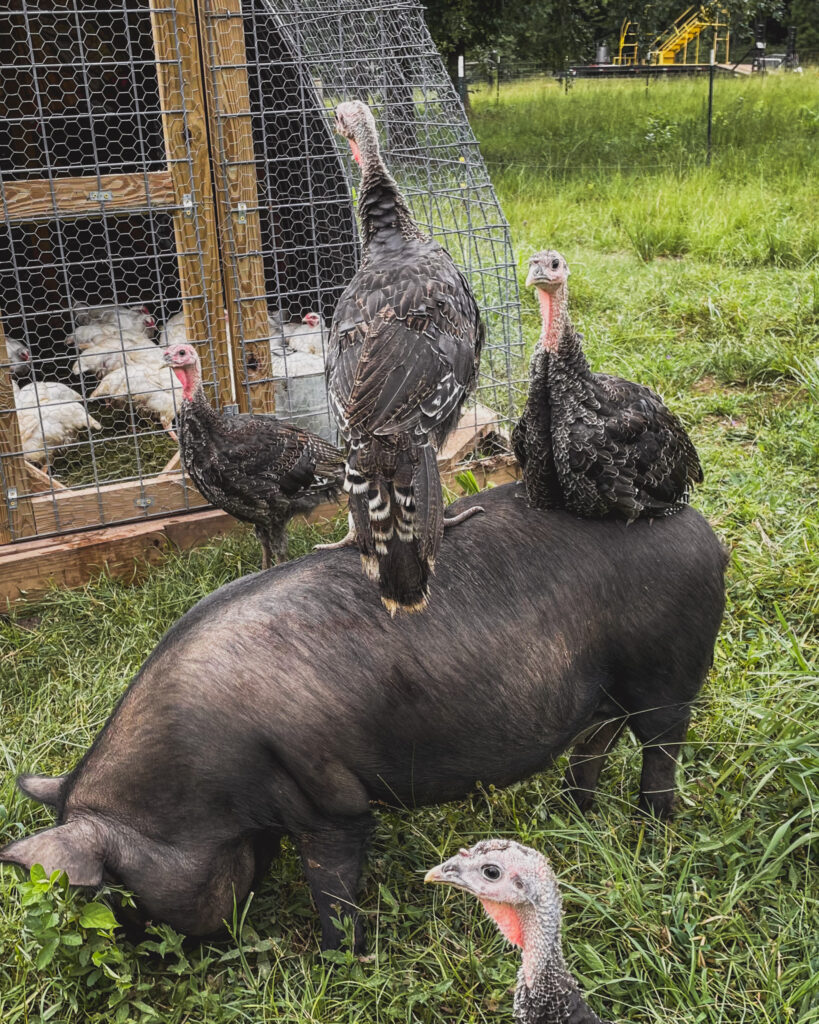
[649,6,730,65]
[614,7,730,68]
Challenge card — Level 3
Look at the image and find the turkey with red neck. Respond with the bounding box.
[164,343,344,568]
[512,250,702,519]
[426,840,612,1024]
[326,100,484,615]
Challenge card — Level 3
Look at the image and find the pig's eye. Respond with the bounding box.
[482,864,501,881]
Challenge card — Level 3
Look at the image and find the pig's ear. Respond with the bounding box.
[0,822,104,887]
[17,774,67,808]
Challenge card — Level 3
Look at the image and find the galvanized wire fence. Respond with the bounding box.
[1,0,525,545]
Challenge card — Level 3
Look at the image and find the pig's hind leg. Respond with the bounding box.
[564,715,627,813]
[629,702,693,819]
[296,814,373,954]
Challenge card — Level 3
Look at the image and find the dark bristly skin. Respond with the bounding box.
[163,343,344,568]
[513,250,703,519]
[326,100,484,615]
[426,840,610,1024]
[0,486,725,953]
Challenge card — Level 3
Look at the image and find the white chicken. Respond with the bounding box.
[91,360,181,433]
[280,312,327,357]
[13,381,102,466]
[4,336,32,383]
[265,310,327,358]
[69,303,160,379]
[71,328,162,378]
[73,303,156,336]
[157,311,187,349]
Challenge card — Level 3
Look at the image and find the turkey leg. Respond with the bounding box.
[315,504,484,551]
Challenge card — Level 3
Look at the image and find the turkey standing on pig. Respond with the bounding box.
[1,485,725,953]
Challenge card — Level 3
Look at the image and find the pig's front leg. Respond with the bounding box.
[297,815,373,953]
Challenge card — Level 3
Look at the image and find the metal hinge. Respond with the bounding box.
[235,202,247,224]
[134,496,153,509]
[6,487,17,510]
[223,403,239,416]
[88,190,113,202]
[182,193,194,217]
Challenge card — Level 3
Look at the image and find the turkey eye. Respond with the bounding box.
[551,259,560,270]
[482,864,501,881]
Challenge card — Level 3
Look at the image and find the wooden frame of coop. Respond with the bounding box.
[0,0,518,604]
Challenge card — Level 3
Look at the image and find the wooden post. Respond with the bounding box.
[149,0,233,409]
[0,324,37,543]
[199,0,275,414]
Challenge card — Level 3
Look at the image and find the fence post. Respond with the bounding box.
[706,48,715,166]
[457,53,467,107]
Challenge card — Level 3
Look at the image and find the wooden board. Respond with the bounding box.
[1,171,175,223]
[149,0,234,410]
[199,0,276,414]
[1,456,519,607]
[0,325,37,543]
[0,508,238,608]
[28,470,209,537]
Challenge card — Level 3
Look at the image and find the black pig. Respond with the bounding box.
[1,484,726,951]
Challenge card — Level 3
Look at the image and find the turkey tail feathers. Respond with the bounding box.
[345,444,442,615]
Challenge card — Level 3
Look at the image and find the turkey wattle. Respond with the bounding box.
[426,840,612,1024]
[164,344,344,568]
[513,250,702,519]
[326,100,484,615]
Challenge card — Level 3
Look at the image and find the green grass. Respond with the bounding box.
[1,74,818,1023]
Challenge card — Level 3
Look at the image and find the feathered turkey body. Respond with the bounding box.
[164,344,344,568]
[426,840,611,1024]
[326,101,484,614]
[515,250,702,519]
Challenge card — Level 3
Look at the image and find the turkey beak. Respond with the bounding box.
[424,863,446,884]
[424,856,469,890]
[162,351,174,367]
[525,262,548,289]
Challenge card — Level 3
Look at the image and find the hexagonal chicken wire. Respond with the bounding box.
[0,0,523,546]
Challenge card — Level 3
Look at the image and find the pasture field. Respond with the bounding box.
[1,74,818,1023]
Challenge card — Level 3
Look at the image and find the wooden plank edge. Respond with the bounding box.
[1,456,519,609]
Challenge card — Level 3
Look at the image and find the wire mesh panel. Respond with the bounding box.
[204,0,525,449]
[0,0,229,543]
[1,0,524,549]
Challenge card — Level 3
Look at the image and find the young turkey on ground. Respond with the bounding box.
[513,250,702,519]
[426,840,612,1024]
[164,343,345,568]
[326,100,484,614]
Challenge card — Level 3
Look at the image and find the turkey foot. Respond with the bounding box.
[314,505,484,551]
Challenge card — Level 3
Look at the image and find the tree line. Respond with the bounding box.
[424,0,818,73]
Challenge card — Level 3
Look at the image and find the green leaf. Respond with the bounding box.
[29,863,47,884]
[79,902,119,932]
[35,936,60,970]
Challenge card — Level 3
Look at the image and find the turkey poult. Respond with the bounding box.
[327,100,484,614]
[425,840,612,1024]
[513,250,702,519]
[163,343,345,568]
[13,381,102,466]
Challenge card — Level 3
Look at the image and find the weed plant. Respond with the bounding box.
[1,73,817,1023]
